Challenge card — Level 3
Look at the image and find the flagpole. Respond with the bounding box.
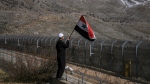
[69,29,75,39]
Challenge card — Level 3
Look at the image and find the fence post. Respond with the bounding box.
[99,40,106,67]
[55,37,59,43]
[34,36,39,44]
[18,39,20,46]
[121,41,128,76]
[71,38,76,48]
[50,37,54,45]
[26,36,31,43]
[78,38,82,46]
[41,37,46,46]
[100,40,106,53]
[111,40,117,54]
[77,38,82,63]
[31,36,36,44]
[90,41,95,57]
[90,45,94,57]
[37,40,40,48]
[5,38,7,44]
[44,37,50,46]
[135,41,142,78]
[122,41,128,58]
[110,40,117,70]
[84,40,88,65]
[22,36,26,43]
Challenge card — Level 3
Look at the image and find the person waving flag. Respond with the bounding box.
[70,15,96,41]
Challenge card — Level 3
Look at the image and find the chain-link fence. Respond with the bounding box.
[0,35,150,83]
[0,35,58,82]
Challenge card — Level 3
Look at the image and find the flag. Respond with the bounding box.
[74,15,96,41]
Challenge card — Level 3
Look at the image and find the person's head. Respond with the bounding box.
[59,33,64,40]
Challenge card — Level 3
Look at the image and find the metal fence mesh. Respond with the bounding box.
[0,35,150,83]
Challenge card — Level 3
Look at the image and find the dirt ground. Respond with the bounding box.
[0,0,150,41]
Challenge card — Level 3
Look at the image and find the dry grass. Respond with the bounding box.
[0,69,8,82]
[0,69,22,84]
[0,0,150,41]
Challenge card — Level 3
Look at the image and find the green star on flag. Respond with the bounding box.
[82,24,87,29]
[74,15,96,41]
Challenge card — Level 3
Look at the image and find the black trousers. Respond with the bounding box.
[56,56,66,78]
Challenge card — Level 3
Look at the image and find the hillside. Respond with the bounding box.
[0,0,150,41]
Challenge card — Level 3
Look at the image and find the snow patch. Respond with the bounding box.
[120,0,150,8]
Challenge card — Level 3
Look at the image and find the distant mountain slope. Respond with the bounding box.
[0,0,150,41]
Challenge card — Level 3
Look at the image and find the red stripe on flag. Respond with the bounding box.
[74,15,96,41]
[79,15,86,24]
[87,22,95,39]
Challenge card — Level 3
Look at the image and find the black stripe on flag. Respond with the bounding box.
[74,25,95,41]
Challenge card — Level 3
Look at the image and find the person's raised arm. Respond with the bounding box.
[61,37,69,48]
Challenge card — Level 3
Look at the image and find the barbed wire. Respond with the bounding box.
[0,35,150,83]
